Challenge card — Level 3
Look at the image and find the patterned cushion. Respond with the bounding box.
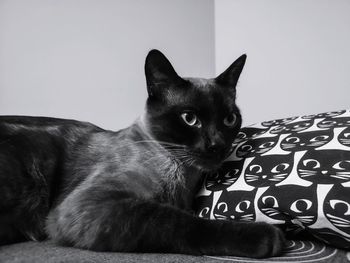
[195,109,350,249]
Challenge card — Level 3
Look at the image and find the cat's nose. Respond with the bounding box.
[207,141,224,154]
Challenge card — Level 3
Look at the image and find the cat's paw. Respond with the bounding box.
[248,223,286,258]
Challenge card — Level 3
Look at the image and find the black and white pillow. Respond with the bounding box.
[195,109,350,249]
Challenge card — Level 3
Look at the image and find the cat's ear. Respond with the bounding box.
[215,54,247,89]
[144,49,182,97]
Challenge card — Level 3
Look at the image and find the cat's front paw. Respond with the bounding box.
[248,223,286,258]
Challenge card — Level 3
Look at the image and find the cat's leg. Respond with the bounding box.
[47,186,285,258]
[0,149,48,245]
[0,147,27,245]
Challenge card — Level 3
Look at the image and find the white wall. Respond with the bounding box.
[215,0,350,125]
[0,0,214,130]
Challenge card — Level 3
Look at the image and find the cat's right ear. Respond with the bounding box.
[144,49,182,98]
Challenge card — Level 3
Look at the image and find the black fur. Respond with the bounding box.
[0,50,285,257]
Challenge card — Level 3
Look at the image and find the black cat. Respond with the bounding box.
[195,193,213,219]
[324,184,350,235]
[302,110,346,119]
[205,161,243,191]
[297,150,350,184]
[281,130,333,152]
[338,127,350,148]
[213,189,257,222]
[236,136,279,158]
[244,154,293,187]
[258,185,318,227]
[317,117,350,129]
[0,50,284,257]
[270,119,314,135]
[261,117,298,127]
[234,127,269,143]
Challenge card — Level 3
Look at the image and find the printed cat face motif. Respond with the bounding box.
[270,120,314,135]
[213,189,256,221]
[195,193,213,220]
[236,137,279,158]
[234,127,269,143]
[144,50,246,171]
[317,117,350,129]
[302,110,346,119]
[205,161,243,191]
[281,131,333,151]
[338,127,350,148]
[261,117,298,127]
[244,155,292,187]
[297,150,350,184]
[258,185,317,226]
[324,184,350,235]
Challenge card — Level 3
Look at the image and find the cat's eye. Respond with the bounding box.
[271,163,289,173]
[231,169,240,176]
[198,207,210,218]
[330,200,350,215]
[343,133,350,138]
[217,202,228,213]
[273,126,285,132]
[249,164,262,173]
[235,200,251,213]
[262,196,279,208]
[181,112,201,128]
[259,142,274,148]
[310,135,329,142]
[320,120,336,126]
[333,161,350,170]
[237,132,246,140]
[241,145,252,152]
[223,113,237,127]
[303,159,320,168]
[286,137,300,143]
[294,123,307,129]
[290,199,312,213]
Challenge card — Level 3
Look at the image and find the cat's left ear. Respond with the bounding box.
[215,54,247,89]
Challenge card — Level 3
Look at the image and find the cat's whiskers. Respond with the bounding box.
[261,208,280,217]
[298,169,317,173]
[326,214,350,227]
[309,142,326,145]
[214,214,228,220]
[331,174,350,180]
[241,214,254,218]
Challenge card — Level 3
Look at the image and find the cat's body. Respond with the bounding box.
[0,50,284,257]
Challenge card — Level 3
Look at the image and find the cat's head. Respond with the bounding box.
[281,130,333,151]
[213,189,257,222]
[143,49,246,171]
[297,150,350,184]
[245,154,293,187]
[205,161,243,191]
[258,185,318,226]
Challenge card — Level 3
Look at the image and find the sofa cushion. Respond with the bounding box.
[195,109,350,249]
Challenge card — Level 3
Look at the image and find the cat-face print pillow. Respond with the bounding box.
[195,109,350,249]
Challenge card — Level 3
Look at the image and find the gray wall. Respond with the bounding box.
[0,0,215,130]
[215,0,350,125]
[2,1,349,129]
